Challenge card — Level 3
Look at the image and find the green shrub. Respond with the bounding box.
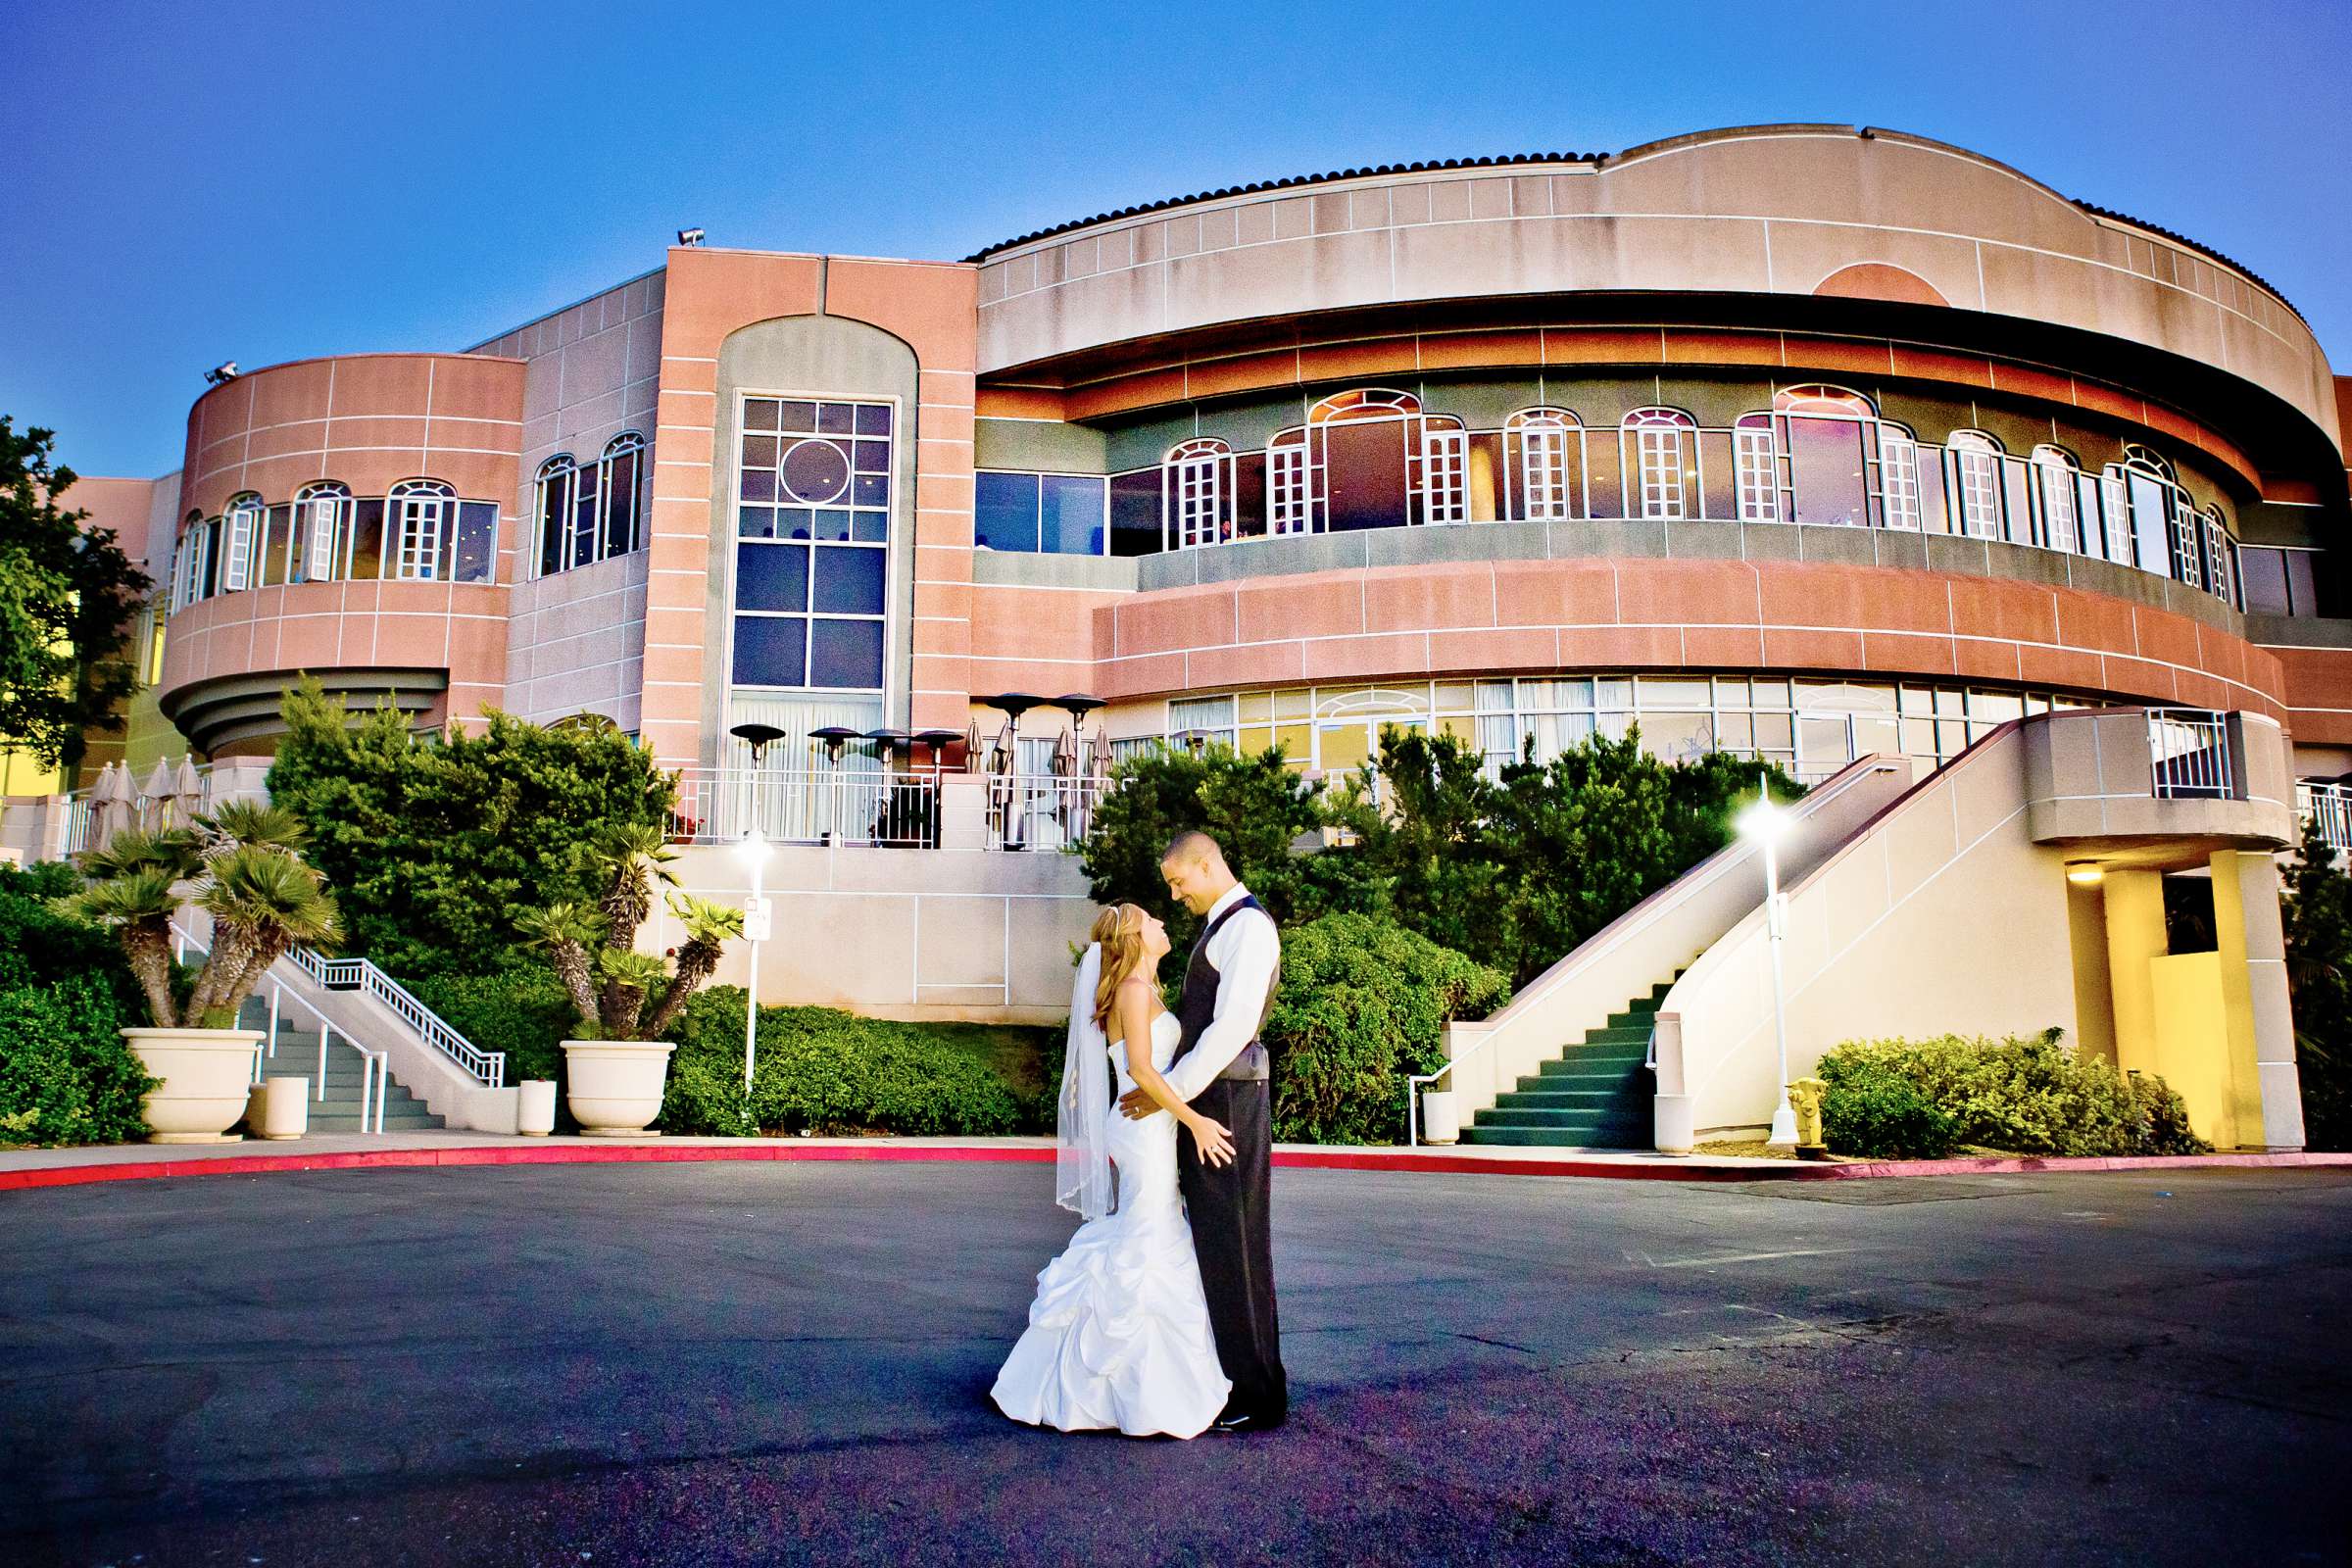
[0,974,156,1146]
[2283,815,2351,1151]
[1817,1060,1960,1160]
[0,862,155,1146]
[660,988,1056,1137]
[408,968,574,1088]
[1817,1031,2211,1158]
[1265,912,1511,1146]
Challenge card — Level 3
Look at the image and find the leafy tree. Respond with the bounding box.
[2283,815,2352,1151]
[0,418,150,775]
[1076,741,1377,950]
[266,678,676,979]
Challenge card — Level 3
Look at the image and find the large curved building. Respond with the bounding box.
[78,123,2341,795]
[17,124,2339,1143]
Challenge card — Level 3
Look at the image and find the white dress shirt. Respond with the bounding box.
[1163,882,1282,1102]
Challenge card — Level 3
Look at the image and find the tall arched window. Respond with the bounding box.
[2121,446,2185,579]
[1621,408,1696,519]
[2201,507,2234,605]
[1163,438,1230,550]
[601,432,647,559]
[389,479,455,581]
[1504,409,1582,521]
[1775,386,1876,527]
[170,512,203,612]
[294,481,350,583]
[2031,446,2082,555]
[1879,425,1922,529]
[219,493,265,592]
[1733,413,1777,521]
[2096,464,2132,563]
[1420,414,1468,524]
[1946,431,2004,539]
[1263,389,1468,536]
[536,456,576,577]
[1266,427,1310,535]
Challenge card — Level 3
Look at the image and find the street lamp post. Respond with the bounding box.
[735,829,773,1118]
[1738,782,1799,1151]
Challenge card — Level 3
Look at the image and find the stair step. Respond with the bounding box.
[1458,1125,1649,1150]
[1496,1088,1645,1108]
[1513,1069,1638,1090]
[1586,1024,1654,1043]
[1538,1054,1647,1074]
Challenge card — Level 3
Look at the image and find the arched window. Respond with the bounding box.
[294,482,350,584]
[170,512,203,612]
[1879,425,1922,529]
[220,493,264,593]
[1771,386,1881,528]
[1945,431,2004,539]
[601,432,647,560]
[1266,427,1310,535]
[1420,415,1468,524]
[389,479,455,581]
[1163,438,1230,550]
[1622,408,1696,519]
[2031,447,2081,555]
[536,456,576,577]
[1259,389,1469,536]
[2121,446,2186,579]
[1733,413,1777,521]
[2201,507,2234,605]
[1505,409,1583,521]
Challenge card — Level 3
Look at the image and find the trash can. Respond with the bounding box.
[245,1076,309,1141]
[516,1079,557,1137]
[1420,1089,1460,1146]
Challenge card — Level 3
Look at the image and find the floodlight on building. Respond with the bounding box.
[677,227,706,247]
[203,362,239,385]
[2066,860,2105,886]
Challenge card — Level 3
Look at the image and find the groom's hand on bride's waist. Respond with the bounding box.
[1117,1087,1156,1120]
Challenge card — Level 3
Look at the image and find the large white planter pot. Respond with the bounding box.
[122,1028,264,1145]
[562,1041,673,1138]
[242,1076,309,1140]
[516,1079,558,1137]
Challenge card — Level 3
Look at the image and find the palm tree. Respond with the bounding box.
[68,866,184,1026]
[186,847,342,1026]
[638,895,747,1039]
[518,902,606,1036]
[589,821,678,948]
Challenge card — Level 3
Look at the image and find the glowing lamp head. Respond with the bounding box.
[2065,860,2105,886]
[735,828,771,869]
[1738,798,1790,847]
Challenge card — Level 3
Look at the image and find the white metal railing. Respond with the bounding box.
[2299,781,2352,860]
[258,976,386,1134]
[668,766,942,848]
[987,773,1105,853]
[2147,709,2233,800]
[287,945,505,1087]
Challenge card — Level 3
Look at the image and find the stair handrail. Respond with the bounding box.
[1403,756,1908,1146]
[286,946,506,1088]
[261,976,388,1134]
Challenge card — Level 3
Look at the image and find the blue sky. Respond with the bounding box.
[6,0,2348,479]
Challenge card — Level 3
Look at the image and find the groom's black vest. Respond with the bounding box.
[1169,895,1277,1083]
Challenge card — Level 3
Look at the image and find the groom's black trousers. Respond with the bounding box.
[1177,1078,1288,1419]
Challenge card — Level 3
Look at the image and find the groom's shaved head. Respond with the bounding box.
[1161,830,1227,871]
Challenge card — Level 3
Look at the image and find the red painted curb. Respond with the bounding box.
[1,1142,2345,1194]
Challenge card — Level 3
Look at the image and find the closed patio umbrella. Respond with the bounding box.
[139,759,176,831]
[88,762,134,852]
[172,757,207,827]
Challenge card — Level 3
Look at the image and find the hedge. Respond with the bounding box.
[660,988,1059,1137]
[0,862,155,1146]
[1817,1031,2207,1159]
[1265,911,1512,1146]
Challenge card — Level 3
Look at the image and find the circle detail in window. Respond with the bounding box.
[780,439,852,505]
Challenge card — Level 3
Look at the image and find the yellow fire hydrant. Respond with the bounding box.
[1788,1077,1830,1160]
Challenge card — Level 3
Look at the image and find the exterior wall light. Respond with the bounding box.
[2066,861,2105,886]
[677,227,706,247]
[203,362,239,385]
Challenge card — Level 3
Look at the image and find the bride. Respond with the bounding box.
[991,904,1236,1439]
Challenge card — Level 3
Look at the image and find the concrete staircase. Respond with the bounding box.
[234,995,445,1135]
[1458,976,1676,1149]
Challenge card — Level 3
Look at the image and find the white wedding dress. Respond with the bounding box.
[991,1009,1232,1438]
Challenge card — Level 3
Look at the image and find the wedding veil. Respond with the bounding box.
[1055,943,1115,1220]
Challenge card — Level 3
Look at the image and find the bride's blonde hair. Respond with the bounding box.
[1088,904,1152,1034]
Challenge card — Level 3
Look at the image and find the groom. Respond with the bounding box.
[1120,830,1289,1432]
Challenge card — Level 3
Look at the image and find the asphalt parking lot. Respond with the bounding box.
[3,1160,2346,1567]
